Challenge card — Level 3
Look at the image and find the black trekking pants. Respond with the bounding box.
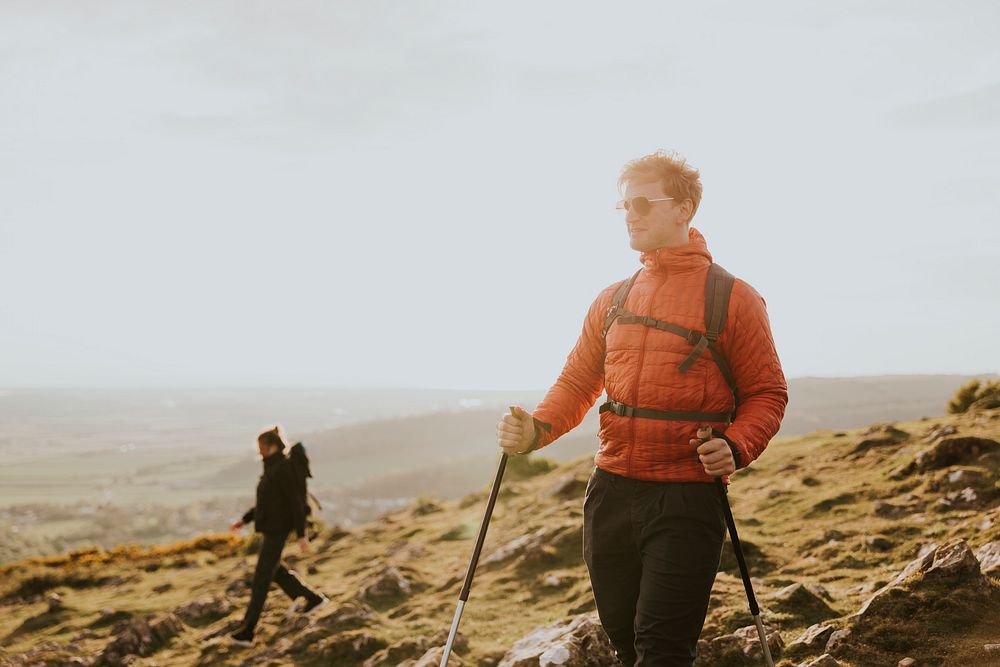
[242,531,316,632]
[583,468,726,667]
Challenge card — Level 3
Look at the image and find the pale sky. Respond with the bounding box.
[1,1,998,389]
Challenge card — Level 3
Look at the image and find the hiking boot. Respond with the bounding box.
[302,594,330,615]
[229,626,254,647]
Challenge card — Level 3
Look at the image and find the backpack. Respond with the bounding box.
[288,442,322,522]
[598,263,740,423]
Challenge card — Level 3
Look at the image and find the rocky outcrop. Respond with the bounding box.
[765,583,836,624]
[976,541,1000,576]
[799,655,839,666]
[829,539,1000,662]
[918,437,999,469]
[357,565,415,602]
[399,647,466,666]
[173,595,232,624]
[694,624,783,666]
[97,613,183,666]
[498,612,618,667]
[785,623,835,659]
[849,424,909,457]
[317,631,386,662]
[311,601,375,633]
[482,523,581,571]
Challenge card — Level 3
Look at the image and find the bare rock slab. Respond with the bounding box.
[498,612,618,667]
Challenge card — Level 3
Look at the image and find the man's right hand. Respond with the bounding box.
[230,520,244,532]
[497,406,536,455]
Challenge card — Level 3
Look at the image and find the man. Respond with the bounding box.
[227,426,328,647]
[497,150,787,666]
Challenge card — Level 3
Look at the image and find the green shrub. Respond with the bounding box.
[504,454,558,481]
[948,379,1000,414]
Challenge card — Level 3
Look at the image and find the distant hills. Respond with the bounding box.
[0,374,995,561]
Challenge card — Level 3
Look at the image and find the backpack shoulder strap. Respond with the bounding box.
[602,269,642,337]
[705,263,735,339]
[703,263,739,401]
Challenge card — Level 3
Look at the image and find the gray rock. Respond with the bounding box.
[975,542,1000,576]
[47,593,64,613]
[856,539,990,619]
[914,436,1000,472]
[765,583,836,623]
[364,638,433,666]
[787,623,834,656]
[935,487,979,510]
[99,613,183,666]
[922,423,957,443]
[173,595,231,623]
[799,654,840,667]
[318,631,386,663]
[482,523,580,570]
[399,647,465,666]
[358,565,414,601]
[897,658,917,666]
[825,628,852,653]
[498,612,618,667]
[312,601,375,633]
[695,625,783,665]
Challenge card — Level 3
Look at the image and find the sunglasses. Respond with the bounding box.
[615,196,674,215]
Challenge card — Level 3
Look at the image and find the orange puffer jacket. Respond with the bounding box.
[531,227,787,483]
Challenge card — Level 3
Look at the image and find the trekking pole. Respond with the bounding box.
[697,426,774,667]
[439,407,518,667]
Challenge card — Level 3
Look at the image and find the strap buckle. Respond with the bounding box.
[609,400,634,417]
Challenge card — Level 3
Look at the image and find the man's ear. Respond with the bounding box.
[682,198,695,223]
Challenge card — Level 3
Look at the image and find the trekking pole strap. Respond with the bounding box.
[599,399,732,424]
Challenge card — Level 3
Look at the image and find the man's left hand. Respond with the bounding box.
[299,537,310,554]
[691,437,736,477]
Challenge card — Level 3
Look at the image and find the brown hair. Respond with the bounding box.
[618,149,703,220]
[257,425,287,451]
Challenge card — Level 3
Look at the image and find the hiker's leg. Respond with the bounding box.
[273,561,315,601]
[583,468,641,667]
[241,532,288,632]
[633,482,725,667]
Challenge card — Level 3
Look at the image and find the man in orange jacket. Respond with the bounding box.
[497,150,787,666]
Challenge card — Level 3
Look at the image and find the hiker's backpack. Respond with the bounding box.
[288,442,322,522]
[599,263,740,424]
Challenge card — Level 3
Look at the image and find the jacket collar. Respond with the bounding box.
[639,226,713,275]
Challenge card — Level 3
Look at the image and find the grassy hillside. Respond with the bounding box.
[1,405,999,666]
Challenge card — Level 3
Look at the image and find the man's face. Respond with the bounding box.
[621,180,688,252]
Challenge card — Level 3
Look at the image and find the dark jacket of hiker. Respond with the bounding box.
[241,451,306,539]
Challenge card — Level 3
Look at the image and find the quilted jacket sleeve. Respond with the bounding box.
[717,279,788,468]
[529,286,617,451]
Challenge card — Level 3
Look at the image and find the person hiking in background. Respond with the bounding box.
[496,150,787,666]
[227,426,328,646]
